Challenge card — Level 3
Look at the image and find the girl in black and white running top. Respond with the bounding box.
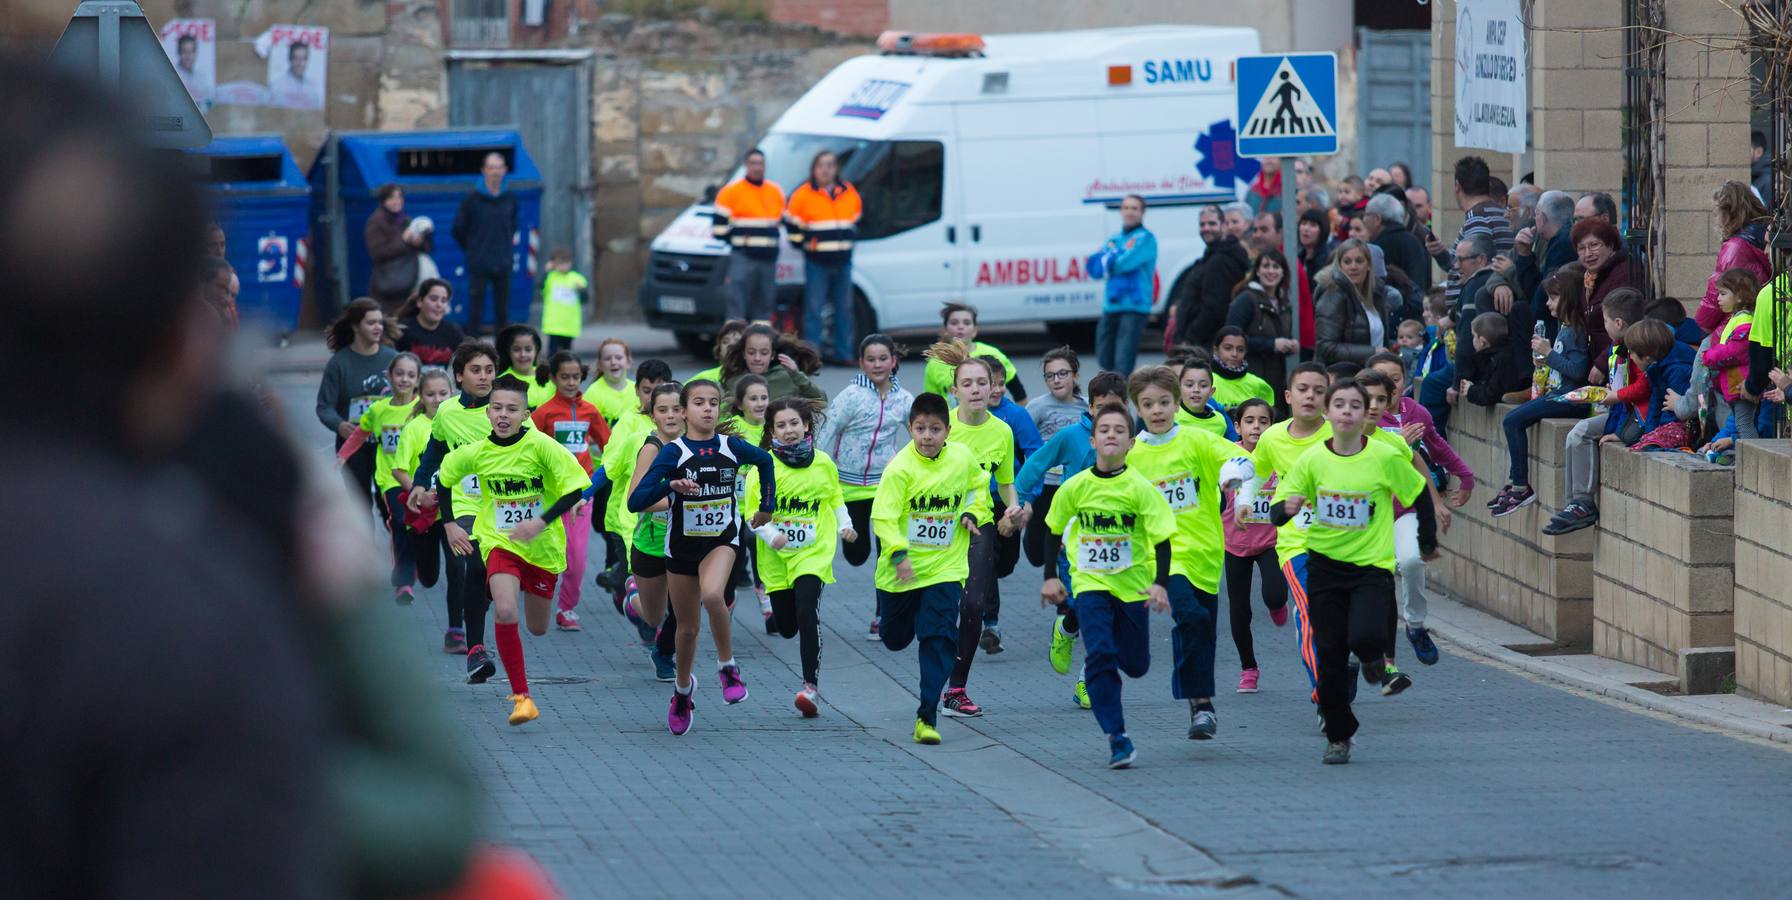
[629,379,778,736]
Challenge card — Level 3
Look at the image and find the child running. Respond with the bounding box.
[596,358,675,603]
[1175,356,1239,440]
[724,374,774,629]
[1210,327,1277,412]
[1222,398,1290,693]
[1124,366,1254,739]
[336,352,421,602]
[870,392,986,745]
[632,383,687,682]
[757,396,856,716]
[438,375,593,726]
[689,319,747,386]
[1016,371,1130,707]
[814,334,914,607]
[495,323,556,408]
[926,340,1024,717]
[979,353,1043,654]
[393,368,456,641]
[1039,402,1178,768]
[627,379,779,736]
[922,301,1023,401]
[582,337,637,425]
[529,351,611,632]
[1271,379,1428,764]
[409,340,501,679]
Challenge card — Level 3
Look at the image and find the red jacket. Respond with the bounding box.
[530,394,609,475]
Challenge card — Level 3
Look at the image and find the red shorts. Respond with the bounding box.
[486,547,559,598]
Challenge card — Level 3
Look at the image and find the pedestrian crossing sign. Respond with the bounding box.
[1235,53,1338,158]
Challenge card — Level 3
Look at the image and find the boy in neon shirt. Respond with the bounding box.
[538,247,589,356]
[922,301,1023,402]
[870,392,987,745]
[1040,403,1178,768]
[1173,356,1239,440]
[439,375,595,727]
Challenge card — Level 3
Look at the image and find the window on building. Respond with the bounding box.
[452,0,511,46]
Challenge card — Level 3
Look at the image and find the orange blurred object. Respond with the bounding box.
[1107,64,1132,86]
[875,31,986,57]
[426,846,560,900]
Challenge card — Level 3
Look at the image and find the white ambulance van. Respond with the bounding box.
[638,25,1262,354]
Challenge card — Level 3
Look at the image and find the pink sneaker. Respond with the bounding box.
[555,609,582,631]
[1237,668,1261,693]
[1270,605,1289,627]
[667,689,695,736]
[718,664,749,704]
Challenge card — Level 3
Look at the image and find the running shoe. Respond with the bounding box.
[1236,668,1260,693]
[759,589,775,634]
[913,718,942,745]
[625,593,657,645]
[507,694,539,726]
[718,664,749,704]
[1485,484,1513,511]
[979,625,1004,655]
[394,585,414,606]
[794,682,820,718]
[444,628,468,655]
[1542,499,1599,535]
[1072,679,1091,709]
[1323,740,1351,765]
[1490,484,1536,518]
[1188,706,1218,740]
[595,568,616,593]
[466,645,496,684]
[667,690,695,736]
[1407,626,1440,665]
[1108,734,1137,769]
[941,687,983,717]
[555,609,582,632]
[650,647,676,682]
[1048,616,1075,675]
[1381,665,1413,696]
[865,617,882,641]
[1270,604,1289,627]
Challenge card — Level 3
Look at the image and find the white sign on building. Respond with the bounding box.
[1453,0,1528,155]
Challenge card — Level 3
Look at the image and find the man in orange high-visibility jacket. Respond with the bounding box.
[785,151,863,364]
[712,148,786,323]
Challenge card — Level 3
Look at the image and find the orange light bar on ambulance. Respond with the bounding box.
[876,31,986,57]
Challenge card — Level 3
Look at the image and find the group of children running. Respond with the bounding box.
[331,301,1471,767]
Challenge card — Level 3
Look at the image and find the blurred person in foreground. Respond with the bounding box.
[0,57,528,900]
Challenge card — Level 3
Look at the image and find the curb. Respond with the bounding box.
[1424,614,1792,748]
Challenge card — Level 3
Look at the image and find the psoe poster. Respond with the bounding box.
[259,25,328,111]
[158,18,215,108]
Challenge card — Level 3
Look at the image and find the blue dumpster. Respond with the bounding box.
[189,135,309,335]
[308,129,543,329]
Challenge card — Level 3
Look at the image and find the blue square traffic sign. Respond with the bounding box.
[1235,53,1339,157]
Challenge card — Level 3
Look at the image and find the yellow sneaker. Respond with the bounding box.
[1073,679,1091,709]
[508,693,539,726]
[913,718,942,745]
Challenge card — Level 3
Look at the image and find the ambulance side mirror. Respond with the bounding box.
[703,183,719,203]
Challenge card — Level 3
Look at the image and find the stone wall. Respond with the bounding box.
[1657,2,1754,301]
[1529,0,1625,205]
[1734,440,1792,705]
[1430,401,1595,645]
[1591,445,1736,681]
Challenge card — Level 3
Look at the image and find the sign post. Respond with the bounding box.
[48,1,212,149]
[1235,52,1339,384]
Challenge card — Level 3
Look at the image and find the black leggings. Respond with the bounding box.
[770,574,824,685]
[413,519,444,590]
[843,498,878,567]
[988,525,1021,626]
[1224,549,1287,671]
[951,525,998,687]
[449,518,490,646]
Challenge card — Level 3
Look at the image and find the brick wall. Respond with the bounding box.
[770,0,887,37]
[1657,2,1753,301]
[1734,440,1792,705]
[1430,402,1595,645]
[1529,0,1624,203]
[1591,445,1736,679]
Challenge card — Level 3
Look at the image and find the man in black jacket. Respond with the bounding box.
[1181,205,1251,346]
[451,151,520,334]
[1365,191,1430,293]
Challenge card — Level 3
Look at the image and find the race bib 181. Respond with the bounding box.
[1314,491,1372,530]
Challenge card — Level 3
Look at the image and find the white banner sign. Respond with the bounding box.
[258,25,328,110]
[157,18,215,108]
[1453,0,1528,155]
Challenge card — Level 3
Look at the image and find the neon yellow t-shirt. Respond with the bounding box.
[430,395,494,515]
[1249,418,1330,564]
[600,409,653,536]
[357,395,418,492]
[1212,372,1275,411]
[924,341,1018,401]
[1125,425,1250,593]
[757,450,845,591]
[1273,437,1428,572]
[948,407,1014,525]
[393,411,435,485]
[728,416,766,516]
[582,377,636,424]
[502,368,556,409]
[1177,404,1230,439]
[440,427,592,573]
[1751,276,1783,349]
[540,269,589,339]
[1046,466,1177,602]
[689,365,723,386]
[870,442,983,592]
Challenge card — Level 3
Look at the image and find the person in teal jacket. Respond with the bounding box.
[1088,194,1159,375]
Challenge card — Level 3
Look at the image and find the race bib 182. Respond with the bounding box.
[682,497,732,537]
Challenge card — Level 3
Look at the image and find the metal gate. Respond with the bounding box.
[1356,29,1431,186]
[1622,0,1666,300]
[447,50,595,284]
[1745,0,1791,436]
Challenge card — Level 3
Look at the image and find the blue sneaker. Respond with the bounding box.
[651,648,676,682]
[1108,733,1137,769]
[1407,626,1440,665]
